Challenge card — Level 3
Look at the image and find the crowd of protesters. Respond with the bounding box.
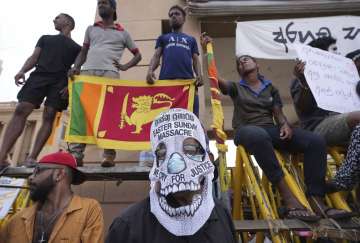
[0,1,359,242]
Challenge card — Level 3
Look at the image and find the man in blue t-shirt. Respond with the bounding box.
[146,5,203,116]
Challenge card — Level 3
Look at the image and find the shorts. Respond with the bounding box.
[17,74,68,111]
[313,114,351,145]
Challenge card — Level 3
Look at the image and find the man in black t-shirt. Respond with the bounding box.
[0,13,81,170]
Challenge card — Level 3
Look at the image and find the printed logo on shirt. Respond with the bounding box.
[166,36,190,50]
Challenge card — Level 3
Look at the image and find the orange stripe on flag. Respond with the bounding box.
[80,83,102,136]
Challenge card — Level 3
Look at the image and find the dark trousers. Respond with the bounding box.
[193,94,199,117]
[234,125,327,197]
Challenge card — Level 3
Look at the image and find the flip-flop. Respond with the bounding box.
[283,207,320,222]
[0,162,10,175]
[324,208,356,220]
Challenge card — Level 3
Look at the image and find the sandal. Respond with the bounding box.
[0,162,10,175]
[309,196,355,220]
[281,207,320,222]
[323,208,355,220]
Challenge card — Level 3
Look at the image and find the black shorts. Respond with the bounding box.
[17,73,68,111]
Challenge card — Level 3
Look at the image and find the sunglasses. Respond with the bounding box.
[32,164,65,176]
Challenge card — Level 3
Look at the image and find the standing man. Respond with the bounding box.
[0,151,104,243]
[146,5,203,116]
[68,0,142,167]
[0,14,81,170]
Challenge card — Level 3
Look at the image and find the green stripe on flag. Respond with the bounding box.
[69,82,87,136]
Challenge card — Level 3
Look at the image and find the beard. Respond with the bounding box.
[99,8,112,20]
[170,22,182,31]
[30,174,56,203]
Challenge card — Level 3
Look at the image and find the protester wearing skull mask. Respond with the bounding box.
[0,151,104,243]
[106,108,236,243]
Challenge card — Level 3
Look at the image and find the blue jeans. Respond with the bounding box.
[234,125,327,197]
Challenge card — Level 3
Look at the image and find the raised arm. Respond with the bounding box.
[146,47,162,84]
[290,61,317,114]
[217,77,231,95]
[14,47,41,86]
[200,33,231,95]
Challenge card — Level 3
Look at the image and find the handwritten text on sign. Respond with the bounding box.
[295,44,360,113]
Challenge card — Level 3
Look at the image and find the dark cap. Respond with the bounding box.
[39,152,86,185]
[109,0,117,20]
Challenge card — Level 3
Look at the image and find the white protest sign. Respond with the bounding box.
[0,177,26,219]
[294,44,360,113]
[236,16,360,59]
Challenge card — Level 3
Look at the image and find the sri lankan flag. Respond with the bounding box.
[206,41,230,192]
[65,75,195,150]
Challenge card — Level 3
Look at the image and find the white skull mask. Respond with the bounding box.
[149,108,214,236]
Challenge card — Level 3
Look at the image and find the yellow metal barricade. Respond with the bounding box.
[327,147,352,212]
[233,146,288,243]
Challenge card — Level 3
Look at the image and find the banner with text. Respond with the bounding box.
[65,76,195,150]
[236,16,360,59]
[295,44,360,113]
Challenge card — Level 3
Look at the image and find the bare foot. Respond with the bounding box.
[23,158,37,168]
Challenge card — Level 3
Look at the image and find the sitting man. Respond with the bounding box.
[200,34,352,221]
[0,151,104,243]
[106,108,236,243]
[290,38,360,146]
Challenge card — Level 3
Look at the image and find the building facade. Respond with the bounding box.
[1,0,359,229]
